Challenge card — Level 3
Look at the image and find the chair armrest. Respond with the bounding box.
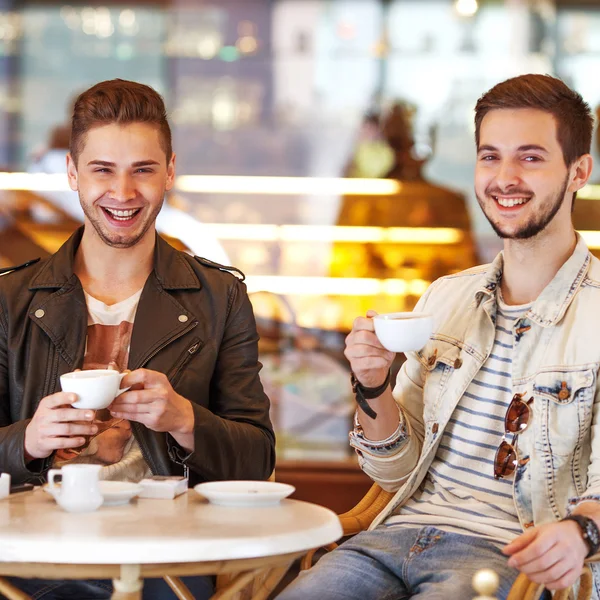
[507,565,594,600]
[299,483,395,571]
[338,483,395,536]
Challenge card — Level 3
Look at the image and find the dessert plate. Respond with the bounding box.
[194,481,295,507]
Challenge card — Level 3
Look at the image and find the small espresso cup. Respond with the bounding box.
[373,312,433,353]
[60,369,128,410]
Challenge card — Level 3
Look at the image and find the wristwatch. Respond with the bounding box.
[350,370,391,420]
[562,515,600,558]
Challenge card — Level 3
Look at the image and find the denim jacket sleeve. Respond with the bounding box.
[350,281,438,492]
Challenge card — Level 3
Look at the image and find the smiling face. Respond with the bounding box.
[66,122,175,249]
[475,108,579,241]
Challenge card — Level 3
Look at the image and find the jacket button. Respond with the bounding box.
[558,381,569,401]
[432,423,439,434]
[454,358,463,369]
[34,309,45,318]
[427,355,436,367]
[178,315,189,323]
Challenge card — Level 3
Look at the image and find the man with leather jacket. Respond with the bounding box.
[0,79,275,599]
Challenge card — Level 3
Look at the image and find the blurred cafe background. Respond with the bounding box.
[2,0,600,510]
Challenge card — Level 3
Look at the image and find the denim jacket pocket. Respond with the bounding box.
[416,337,462,425]
[533,368,595,457]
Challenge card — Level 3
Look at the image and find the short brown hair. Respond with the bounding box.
[70,79,172,164]
[475,74,593,167]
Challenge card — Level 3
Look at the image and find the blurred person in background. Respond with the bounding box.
[0,78,274,600]
[343,111,394,179]
[279,74,600,600]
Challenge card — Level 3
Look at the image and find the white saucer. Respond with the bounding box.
[98,481,143,506]
[194,481,295,507]
[43,481,143,507]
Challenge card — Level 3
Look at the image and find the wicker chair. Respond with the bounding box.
[300,483,595,600]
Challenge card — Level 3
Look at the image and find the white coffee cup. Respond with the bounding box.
[373,312,433,353]
[60,369,128,410]
[47,464,103,513]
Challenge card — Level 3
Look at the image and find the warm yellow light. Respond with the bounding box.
[577,184,600,200]
[0,172,401,196]
[387,227,463,244]
[279,225,384,243]
[245,276,431,296]
[176,176,401,196]
[201,224,463,244]
[455,0,478,17]
[579,231,600,249]
[200,224,280,241]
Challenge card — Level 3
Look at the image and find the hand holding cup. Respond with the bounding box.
[344,310,395,389]
[60,369,129,410]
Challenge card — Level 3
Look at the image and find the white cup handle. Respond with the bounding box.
[47,469,61,492]
[116,372,130,397]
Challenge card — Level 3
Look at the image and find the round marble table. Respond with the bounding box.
[0,487,342,600]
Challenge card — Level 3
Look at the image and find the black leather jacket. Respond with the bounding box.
[0,228,275,486]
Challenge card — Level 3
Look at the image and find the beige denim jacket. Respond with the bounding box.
[354,235,600,597]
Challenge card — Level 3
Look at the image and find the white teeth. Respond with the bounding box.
[104,208,139,220]
[495,197,529,208]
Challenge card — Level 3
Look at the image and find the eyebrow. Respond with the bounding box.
[478,144,549,154]
[86,160,161,167]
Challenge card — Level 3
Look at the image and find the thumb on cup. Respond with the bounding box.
[366,310,379,318]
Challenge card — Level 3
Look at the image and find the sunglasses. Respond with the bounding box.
[494,393,533,480]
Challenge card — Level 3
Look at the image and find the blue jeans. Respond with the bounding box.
[3,575,214,599]
[277,526,526,600]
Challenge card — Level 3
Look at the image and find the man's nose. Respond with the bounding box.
[110,175,136,201]
[495,159,521,190]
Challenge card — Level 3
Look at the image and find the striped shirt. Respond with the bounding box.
[386,295,531,547]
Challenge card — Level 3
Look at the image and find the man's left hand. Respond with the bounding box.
[503,521,588,590]
[109,369,194,439]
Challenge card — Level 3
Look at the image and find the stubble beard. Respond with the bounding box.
[476,175,570,240]
[79,193,164,249]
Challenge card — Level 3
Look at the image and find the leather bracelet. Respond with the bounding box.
[562,515,600,558]
[350,370,392,420]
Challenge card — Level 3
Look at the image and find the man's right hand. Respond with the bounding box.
[345,310,395,389]
[24,393,98,461]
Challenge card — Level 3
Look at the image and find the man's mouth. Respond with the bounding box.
[491,195,531,208]
[101,207,142,222]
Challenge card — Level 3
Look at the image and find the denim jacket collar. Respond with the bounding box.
[475,233,590,328]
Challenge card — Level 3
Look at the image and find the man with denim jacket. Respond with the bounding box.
[278,75,600,600]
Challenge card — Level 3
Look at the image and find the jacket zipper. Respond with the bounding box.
[131,321,198,475]
[167,338,202,386]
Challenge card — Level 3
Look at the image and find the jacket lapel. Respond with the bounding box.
[29,278,88,370]
[128,234,201,370]
[28,228,87,370]
[128,272,198,370]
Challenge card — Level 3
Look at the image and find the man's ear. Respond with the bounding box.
[568,154,593,193]
[66,152,79,192]
[165,153,176,192]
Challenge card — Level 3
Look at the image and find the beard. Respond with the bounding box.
[79,193,164,249]
[476,175,570,240]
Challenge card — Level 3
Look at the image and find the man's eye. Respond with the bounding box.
[136,168,153,174]
[523,156,541,162]
[95,168,110,173]
[479,155,496,161]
